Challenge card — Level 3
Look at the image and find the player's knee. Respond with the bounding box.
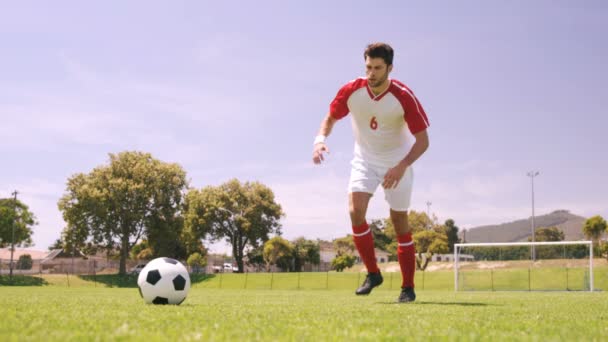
[349,206,366,224]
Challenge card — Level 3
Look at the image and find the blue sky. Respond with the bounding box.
[1,1,607,253]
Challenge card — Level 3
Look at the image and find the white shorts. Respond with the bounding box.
[348,157,414,211]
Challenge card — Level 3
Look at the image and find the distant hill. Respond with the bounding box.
[461,210,587,243]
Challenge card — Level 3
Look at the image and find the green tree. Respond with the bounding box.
[534,226,565,241]
[331,253,356,272]
[442,219,460,252]
[333,236,355,254]
[582,216,607,256]
[600,243,608,261]
[16,254,33,270]
[185,179,284,273]
[0,198,36,248]
[413,230,449,270]
[408,210,436,232]
[48,238,63,251]
[292,237,320,272]
[413,230,449,255]
[369,219,393,252]
[136,248,153,260]
[246,245,265,271]
[130,240,150,259]
[55,225,88,257]
[58,151,188,275]
[263,236,293,272]
[187,252,207,273]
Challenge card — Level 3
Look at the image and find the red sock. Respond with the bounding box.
[352,222,379,273]
[397,233,416,288]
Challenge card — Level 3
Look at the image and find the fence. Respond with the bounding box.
[2,260,607,291]
[192,271,452,290]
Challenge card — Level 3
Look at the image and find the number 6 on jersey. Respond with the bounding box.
[370,116,378,130]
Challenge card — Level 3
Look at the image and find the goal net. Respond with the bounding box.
[454,241,594,292]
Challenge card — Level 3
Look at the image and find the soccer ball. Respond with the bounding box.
[137,257,191,305]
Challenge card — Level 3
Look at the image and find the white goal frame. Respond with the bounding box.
[454,241,594,292]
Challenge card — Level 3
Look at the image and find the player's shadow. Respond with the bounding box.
[377,301,495,307]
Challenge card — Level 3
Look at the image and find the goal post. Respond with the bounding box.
[454,241,594,292]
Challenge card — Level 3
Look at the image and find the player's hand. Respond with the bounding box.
[383,162,408,189]
[312,143,330,164]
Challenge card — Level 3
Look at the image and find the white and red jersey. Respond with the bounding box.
[329,77,429,167]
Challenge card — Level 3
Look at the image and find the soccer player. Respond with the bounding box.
[312,43,430,303]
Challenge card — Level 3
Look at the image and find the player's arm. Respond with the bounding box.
[312,113,337,164]
[383,129,429,189]
[399,129,429,168]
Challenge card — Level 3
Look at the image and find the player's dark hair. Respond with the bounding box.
[364,43,394,66]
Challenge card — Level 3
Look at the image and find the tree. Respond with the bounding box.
[413,230,449,270]
[369,219,393,252]
[263,236,293,272]
[442,219,460,252]
[48,239,63,251]
[333,236,355,254]
[408,210,436,232]
[130,240,150,259]
[58,151,188,275]
[246,245,265,271]
[185,179,284,273]
[331,253,356,272]
[292,237,320,272]
[529,226,565,260]
[600,243,608,261]
[582,216,607,256]
[55,225,87,257]
[136,248,153,260]
[187,252,207,273]
[16,254,33,270]
[0,198,36,248]
[534,226,565,242]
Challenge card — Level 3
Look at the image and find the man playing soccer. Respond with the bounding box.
[312,43,430,302]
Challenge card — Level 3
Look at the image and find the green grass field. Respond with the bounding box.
[1,267,608,341]
[1,286,607,341]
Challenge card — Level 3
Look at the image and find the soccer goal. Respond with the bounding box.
[454,241,594,292]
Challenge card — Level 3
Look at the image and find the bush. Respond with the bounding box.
[16,254,33,270]
[136,248,153,260]
[600,243,608,260]
[331,254,355,272]
[187,252,207,273]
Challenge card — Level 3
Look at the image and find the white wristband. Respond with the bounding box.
[313,135,326,145]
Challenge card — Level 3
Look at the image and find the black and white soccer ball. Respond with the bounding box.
[137,257,191,305]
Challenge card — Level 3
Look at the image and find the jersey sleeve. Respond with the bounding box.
[394,84,430,134]
[329,80,357,119]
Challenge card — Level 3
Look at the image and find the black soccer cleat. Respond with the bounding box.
[355,272,383,295]
[397,287,416,303]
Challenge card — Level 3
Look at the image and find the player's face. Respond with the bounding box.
[365,57,392,88]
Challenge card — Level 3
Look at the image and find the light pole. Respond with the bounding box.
[527,171,539,261]
[9,190,18,280]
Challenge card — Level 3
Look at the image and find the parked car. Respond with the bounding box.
[129,263,147,275]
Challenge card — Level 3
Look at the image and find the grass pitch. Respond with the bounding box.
[1,285,607,341]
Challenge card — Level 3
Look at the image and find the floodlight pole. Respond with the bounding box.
[527,171,539,261]
[9,190,18,280]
